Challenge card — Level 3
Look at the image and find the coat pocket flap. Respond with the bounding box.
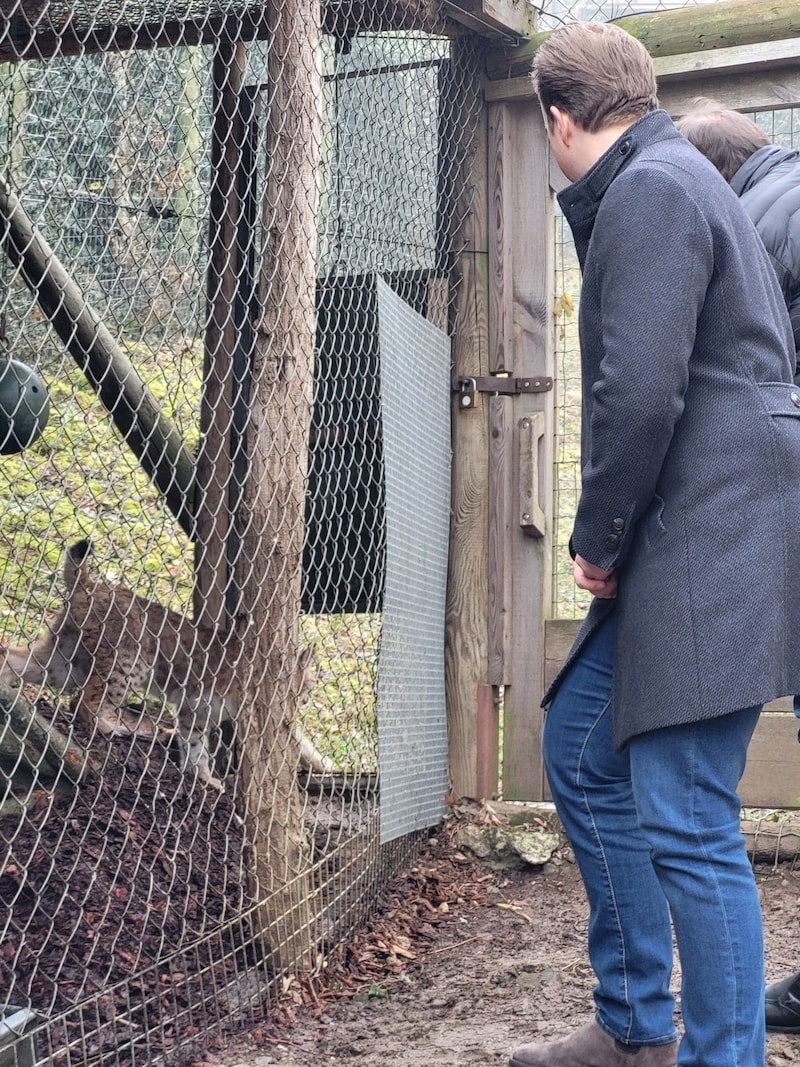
[759,381,800,417]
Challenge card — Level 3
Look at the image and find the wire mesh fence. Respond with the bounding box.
[0,1,482,1062]
[1,0,793,1060]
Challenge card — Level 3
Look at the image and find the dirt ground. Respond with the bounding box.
[198,810,800,1067]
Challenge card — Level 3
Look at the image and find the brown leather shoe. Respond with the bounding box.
[509,1021,678,1067]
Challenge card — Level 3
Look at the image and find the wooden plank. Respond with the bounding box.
[740,713,800,808]
[499,102,555,802]
[425,276,449,332]
[489,104,514,375]
[659,68,800,116]
[544,619,800,809]
[476,684,500,800]
[653,37,800,80]
[485,63,800,115]
[445,41,490,801]
[485,0,800,83]
[486,103,514,689]
[487,395,512,686]
[545,617,580,690]
[442,0,537,40]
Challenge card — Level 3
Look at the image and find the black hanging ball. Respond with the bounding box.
[0,358,50,455]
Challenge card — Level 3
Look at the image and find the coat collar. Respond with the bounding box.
[557,109,679,227]
[558,108,682,260]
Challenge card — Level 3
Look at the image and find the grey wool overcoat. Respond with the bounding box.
[543,109,800,750]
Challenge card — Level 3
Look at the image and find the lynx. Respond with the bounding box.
[0,539,332,790]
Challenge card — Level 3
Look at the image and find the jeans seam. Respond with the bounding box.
[685,724,738,1067]
[576,698,634,1045]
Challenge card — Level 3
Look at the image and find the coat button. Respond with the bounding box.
[605,534,620,550]
[792,391,800,408]
[612,517,625,531]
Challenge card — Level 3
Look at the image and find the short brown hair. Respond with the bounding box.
[675,99,768,182]
[531,21,658,133]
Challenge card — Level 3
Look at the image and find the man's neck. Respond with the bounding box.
[571,121,637,178]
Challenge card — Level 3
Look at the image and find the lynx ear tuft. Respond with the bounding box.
[67,539,93,565]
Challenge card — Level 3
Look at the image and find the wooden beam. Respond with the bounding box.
[441,0,536,42]
[445,39,490,802]
[654,36,800,81]
[485,38,800,114]
[659,67,800,117]
[0,0,453,64]
[486,0,800,83]
[475,684,499,800]
[497,103,554,803]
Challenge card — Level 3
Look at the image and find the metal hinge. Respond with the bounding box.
[452,373,553,410]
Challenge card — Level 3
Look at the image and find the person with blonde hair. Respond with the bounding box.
[509,20,800,1067]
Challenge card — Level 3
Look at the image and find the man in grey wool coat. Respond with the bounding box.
[506,20,800,1067]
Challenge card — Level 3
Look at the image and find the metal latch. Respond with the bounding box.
[453,373,553,410]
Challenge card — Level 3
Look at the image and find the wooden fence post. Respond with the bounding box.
[237,0,321,972]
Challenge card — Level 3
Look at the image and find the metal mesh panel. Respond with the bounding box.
[0,0,481,1060]
[375,275,450,844]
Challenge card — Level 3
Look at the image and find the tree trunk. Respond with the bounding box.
[235,0,321,973]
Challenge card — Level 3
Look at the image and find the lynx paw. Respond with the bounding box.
[97,708,158,738]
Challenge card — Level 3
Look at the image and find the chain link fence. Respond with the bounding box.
[1,0,778,1060]
[0,0,483,1061]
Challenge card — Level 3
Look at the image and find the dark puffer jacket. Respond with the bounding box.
[732,145,800,377]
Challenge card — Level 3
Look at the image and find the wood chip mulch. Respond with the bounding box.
[239,817,497,1049]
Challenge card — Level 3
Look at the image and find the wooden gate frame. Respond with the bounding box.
[446,20,800,807]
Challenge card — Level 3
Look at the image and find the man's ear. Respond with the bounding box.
[550,105,573,145]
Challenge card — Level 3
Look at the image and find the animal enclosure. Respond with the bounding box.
[1,0,799,1065]
[0,0,482,1061]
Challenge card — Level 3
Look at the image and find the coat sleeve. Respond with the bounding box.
[571,168,714,572]
[787,291,800,383]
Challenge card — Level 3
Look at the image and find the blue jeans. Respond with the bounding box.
[543,611,764,1067]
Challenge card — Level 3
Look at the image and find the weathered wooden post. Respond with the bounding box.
[446,36,556,803]
[445,39,491,802]
[235,0,321,971]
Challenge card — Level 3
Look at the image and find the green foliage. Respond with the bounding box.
[300,612,379,772]
[0,341,379,771]
[354,982,391,1001]
[0,349,199,638]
